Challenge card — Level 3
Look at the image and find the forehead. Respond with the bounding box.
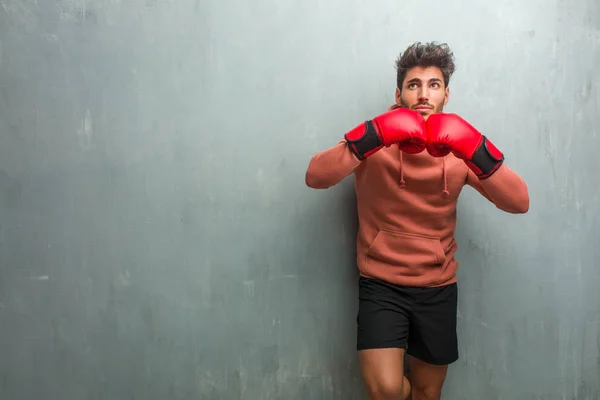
[403,66,444,83]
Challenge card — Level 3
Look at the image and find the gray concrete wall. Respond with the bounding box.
[0,1,598,399]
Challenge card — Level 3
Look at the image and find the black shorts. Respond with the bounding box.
[356,276,459,365]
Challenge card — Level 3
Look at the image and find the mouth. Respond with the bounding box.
[415,107,431,115]
[413,106,432,112]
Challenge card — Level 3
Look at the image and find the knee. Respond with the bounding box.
[411,384,442,400]
[365,377,405,400]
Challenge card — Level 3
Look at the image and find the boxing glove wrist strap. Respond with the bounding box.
[465,136,504,179]
[344,120,383,160]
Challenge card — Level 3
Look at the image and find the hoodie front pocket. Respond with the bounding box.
[366,229,446,272]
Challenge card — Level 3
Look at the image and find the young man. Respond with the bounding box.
[305,42,529,400]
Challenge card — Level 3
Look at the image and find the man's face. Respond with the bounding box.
[395,66,449,120]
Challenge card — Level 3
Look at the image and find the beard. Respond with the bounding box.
[399,98,444,114]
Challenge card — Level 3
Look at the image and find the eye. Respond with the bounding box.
[408,83,417,89]
[431,82,440,88]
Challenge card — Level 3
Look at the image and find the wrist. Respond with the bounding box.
[344,120,383,160]
[465,136,504,179]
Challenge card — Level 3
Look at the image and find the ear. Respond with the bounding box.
[444,86,450,105]
[395,87,401,103]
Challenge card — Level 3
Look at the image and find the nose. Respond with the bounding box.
[418,86,429,102]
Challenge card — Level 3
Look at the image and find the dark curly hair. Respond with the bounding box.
[395,42,456,89]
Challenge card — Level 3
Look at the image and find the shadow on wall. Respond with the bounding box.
[289,177,365,398]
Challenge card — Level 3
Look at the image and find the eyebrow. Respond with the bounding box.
[406,78,443,84]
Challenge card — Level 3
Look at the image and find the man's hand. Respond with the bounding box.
[425,113,504,179]
[345,108,427,160]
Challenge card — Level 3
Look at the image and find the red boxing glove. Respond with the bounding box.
[344,108,427,160]
[426,113,504,179]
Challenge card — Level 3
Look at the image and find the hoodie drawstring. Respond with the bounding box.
[398,150,406,187]
[442,157,449,196]
[398,147,449,196]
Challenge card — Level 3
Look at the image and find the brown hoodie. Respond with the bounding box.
[305,112,471,288]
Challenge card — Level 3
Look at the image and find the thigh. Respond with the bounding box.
[356,276,411,351]
[407,283,458,366]
[359,348,409,399]
[407,354,448,399]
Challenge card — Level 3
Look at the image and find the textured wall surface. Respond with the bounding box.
[0,1,599,399]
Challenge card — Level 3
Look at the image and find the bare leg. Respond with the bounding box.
[359,348,411,400]
[402,375,411,399]
[407,355,448,400]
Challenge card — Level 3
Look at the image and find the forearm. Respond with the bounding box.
[477,164,529,213]
[305,139,361,189]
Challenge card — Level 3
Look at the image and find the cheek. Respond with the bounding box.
[401,92,417,106]
[433,92,447,106]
